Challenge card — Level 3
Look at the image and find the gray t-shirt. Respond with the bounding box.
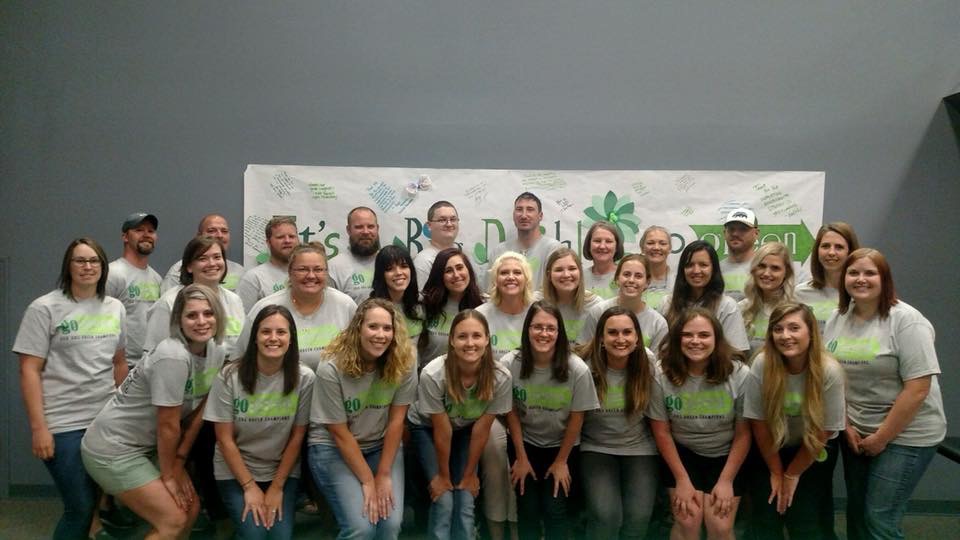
[476,302,530,358]
[643,271,675,314]
[823,301,946,446]
[648,362,748,457]
[660,294,750,353]
[487,235,562,291]
[737,299,773,360]
[310,357,418,450]
[502,351,599,447]
[583,267,617,300]
[162,259,245,293]
[106,258,162,363]
[236,262,289,313]
[408,355,512,429]
[413,245,441,292]
[13,290,126,434]
[419,300,461,368]
[81,338,226,458]
[144,285,245,358]
[557,295,603,345]
[204,364,314,481]
[581,355,659,456]
[580,298,669,353]
[743,353,846,447]
[327,250,377,304]
[234,288,357,371]
[719,257,752,302]
[794,282,838,333]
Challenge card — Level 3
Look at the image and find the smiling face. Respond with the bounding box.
[683,249,713,293]
[616,259,648,299]
[181,298,216,345]
[289,251,327,296]
[602,314,640,363]
[818,231,850,275]
[641,229,671,265]
[186,243,225,288]
[528,310,559,359]
[513,198,542,234]
[69,243,103,289]
[844,257,882,306]
[680,315,716,368]
[267,223,299,263]
[347,209,380,257]
[123,223,157,256]
[427,205,460,246]
[443,255,470,297]
[384,260,411,298]
[771,311,811,363]
[358,307,394,363]
[200,215,231,250]
[549,255,580,298]
[753,254,787,296]
[256,313,291,362]
[589,228,617,265]
[496,258,526,299]
[451,317,490,368]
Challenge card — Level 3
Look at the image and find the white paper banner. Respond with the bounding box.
[243,165,824,269]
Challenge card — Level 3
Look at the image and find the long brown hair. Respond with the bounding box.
[810,222,860,289]
[444,309,497,403]
[580,306,651,417]
[518,301,570,382]
[659,307,736,387]
[236,305,300,395]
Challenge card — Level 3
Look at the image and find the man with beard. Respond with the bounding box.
[161,213,246,292]
[327,206,381,303]
[719,207,760,301]
[487,191,560,289]
[106,212,162,367]
[235,216,300,311]
[413,200,461,291]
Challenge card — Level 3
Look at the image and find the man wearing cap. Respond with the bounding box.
[486,191,560,289]
[106,212,162,367]
[236,216,300,311]
[328,206,381,303]
[161,213,246,293]
[719,207,759,301]
[413,200,461,290]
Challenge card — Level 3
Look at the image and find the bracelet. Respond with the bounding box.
[240,478,255,489]
[175,453,188,461]
[783,473,799,481]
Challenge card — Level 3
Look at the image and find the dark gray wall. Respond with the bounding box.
[3,1,958,500]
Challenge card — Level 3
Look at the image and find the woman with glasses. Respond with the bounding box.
[15,238,127,540]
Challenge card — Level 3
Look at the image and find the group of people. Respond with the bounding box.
[14,192,946,540]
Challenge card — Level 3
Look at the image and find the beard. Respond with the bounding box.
[349,237,380,257]
[135,241,155,256]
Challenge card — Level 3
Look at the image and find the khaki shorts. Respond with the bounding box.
[81,447,160,495]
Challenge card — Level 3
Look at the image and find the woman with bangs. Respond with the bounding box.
[16,238,126,540]
[581,221,624,299]
[738,242,796,359]
[307,298,417,539]
[649,308,750,540]
[539,248,602,344]
[661,240,750,356]
[824,248,945,540]
[371,245,424,348]
[795,222,860,331]
[418,248,485,369]
[81,284,226,539]
[743,302,845,539]
[578,307,659,539]
[408,309,513,540]
[639,225,675,312]
[204,305,315,539]
[503,301,599,539]
[580,253,669,354]
[476,251,535,539]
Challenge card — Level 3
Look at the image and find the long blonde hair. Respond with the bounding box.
[741,242,795,337]
[542,248,594,310]
[325,298,415,384]
[761,302,835,456]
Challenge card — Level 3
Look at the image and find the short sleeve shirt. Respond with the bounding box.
[476,302,530,358]
[235,262,289,312]
[106,258,162,363]
[327,251,377,304]
[407,355,512,429]
[581,356,659,456]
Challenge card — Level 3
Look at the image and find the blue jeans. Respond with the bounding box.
[218,478,299,539]
[841,439,937,540]
[46,429,98,540]
[308,444,404,540]
[410,425,475,540]
[581,451,659,540]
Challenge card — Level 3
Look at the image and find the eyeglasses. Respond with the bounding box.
[430,217,460,225]
[529,324,559,335]
[71,258,101,267]
[291,266,327,276]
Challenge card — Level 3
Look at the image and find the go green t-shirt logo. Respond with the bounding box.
[351,270,373,287]
[344,379,398,414]
[664,389,733,417]
[827,337,880,364]
[129,282,161,301]
[299,325,340,351]
[272,282,286,293]
[783,391,802,416]
[234,393,299,418]
[514,383,572,410]
[186,366,220,398]
[443,387,488,420]
[57,314,121,336]
[601,384,626,411]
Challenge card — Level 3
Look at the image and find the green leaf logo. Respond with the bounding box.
[256,252,269,264]
[474,243,488,264]
[582,191,641,243]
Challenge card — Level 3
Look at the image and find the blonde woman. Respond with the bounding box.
[738,242,796,359]
[639,226,674,312]
[744,303,845,539]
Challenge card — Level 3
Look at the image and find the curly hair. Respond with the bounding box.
[324,298,415,384]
